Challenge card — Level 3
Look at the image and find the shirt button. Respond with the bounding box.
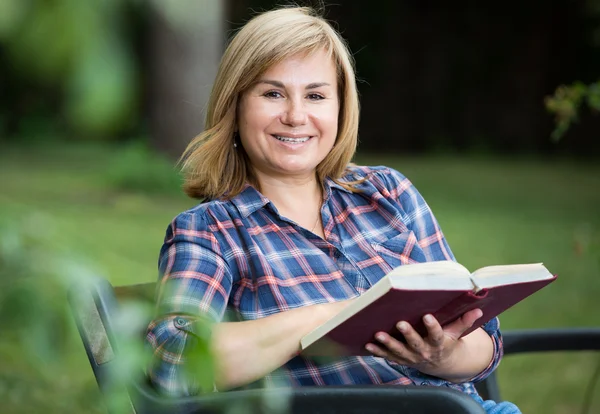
[174,317,188,328]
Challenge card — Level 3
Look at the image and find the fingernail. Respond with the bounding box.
[376,334,386,342]
[424,315,434,324]
[365,344,374,352]
[397,322,407,332]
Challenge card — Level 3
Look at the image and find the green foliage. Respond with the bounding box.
[100,298,155,414]
[0,216,75,361]
[182,319,217,394]
[104,142,184,195]
[0,215,216,413]
[0,215,105,412]
[0,216,146,413]
[545,80,600,141]
[0,0,137,137]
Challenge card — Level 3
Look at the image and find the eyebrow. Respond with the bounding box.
[257,80,331,89]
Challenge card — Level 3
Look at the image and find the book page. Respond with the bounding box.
[387,261,474,291]
[387,260,470,277]
[471,263,554,289]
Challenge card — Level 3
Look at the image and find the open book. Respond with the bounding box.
[301,261,556,356]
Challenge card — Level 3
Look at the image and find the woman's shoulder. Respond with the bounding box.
[340,164,410,191]
[167,198,233,233]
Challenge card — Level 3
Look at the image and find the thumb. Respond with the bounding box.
[443,308,483,340]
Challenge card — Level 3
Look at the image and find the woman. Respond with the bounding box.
[146,6,520,413]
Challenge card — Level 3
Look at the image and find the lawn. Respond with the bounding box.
[0,144,598,413]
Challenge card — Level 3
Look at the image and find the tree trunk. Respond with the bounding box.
[147,0,225,158]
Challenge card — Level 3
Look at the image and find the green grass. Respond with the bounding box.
[0,144,599,413]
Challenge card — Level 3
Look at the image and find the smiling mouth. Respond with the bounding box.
[273,135,311,144]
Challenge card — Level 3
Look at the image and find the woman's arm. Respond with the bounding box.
[211,299,352,390]
[148,211,355,394]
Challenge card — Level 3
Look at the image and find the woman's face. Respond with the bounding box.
[237,49,339,182]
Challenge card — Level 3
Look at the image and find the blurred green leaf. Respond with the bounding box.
[0,217,78,370]
[65,36,136,135]
[184,319,216,394]
[545,80,600,141]
[0,0,30,39]
[8,0,78,81]
[1,0,139,138]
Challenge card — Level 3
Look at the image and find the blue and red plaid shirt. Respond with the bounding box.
[146,165,503,396]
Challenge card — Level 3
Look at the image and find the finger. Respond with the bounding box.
[365,342,393,360]
[422,314,444,346]
[396,321,426,351]
[374,331,416,361]
[444,308,483,339]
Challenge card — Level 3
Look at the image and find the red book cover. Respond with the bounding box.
[302,274,556,356]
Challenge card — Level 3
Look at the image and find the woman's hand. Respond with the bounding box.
[365,308,486,381]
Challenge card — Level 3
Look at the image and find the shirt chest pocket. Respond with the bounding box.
[371,231,427,269]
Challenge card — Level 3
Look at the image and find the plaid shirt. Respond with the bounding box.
[146,165,503,396]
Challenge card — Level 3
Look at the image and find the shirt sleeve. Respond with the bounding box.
[376,167,504,383]
[145,211,233,396]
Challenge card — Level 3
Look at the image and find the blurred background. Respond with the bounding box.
[0,0,599,413]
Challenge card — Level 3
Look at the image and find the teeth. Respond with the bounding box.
[275,135,310,143]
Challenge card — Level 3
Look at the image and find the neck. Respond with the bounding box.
[257,173,322,211]
[251,169,325,238]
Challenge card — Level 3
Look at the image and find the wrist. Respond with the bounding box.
[418,338,468,382]
[314,299,353,326]
[421,330,494,384]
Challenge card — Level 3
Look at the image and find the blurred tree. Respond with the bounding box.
[545,0,600,141]
[0,0,225,154]
[0,0,139,140]
[1,0,599,155]
[147,0,225,157]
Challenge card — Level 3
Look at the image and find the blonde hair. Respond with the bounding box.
[181,6,360,200]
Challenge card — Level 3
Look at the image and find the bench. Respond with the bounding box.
[69,277,600,414]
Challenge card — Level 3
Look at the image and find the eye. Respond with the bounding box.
[263,90,283,99]
[307,93,325,101]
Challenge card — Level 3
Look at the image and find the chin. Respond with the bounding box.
[276,164,318,176]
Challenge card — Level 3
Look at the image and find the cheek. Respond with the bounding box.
[319,109,340,136]
[240,104,278,132]
[324,100,340,125]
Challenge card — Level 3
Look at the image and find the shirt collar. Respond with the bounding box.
[325,176,353,195]
[230,177,352,219]
[229,184,272,218]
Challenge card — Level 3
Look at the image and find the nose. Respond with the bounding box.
[281,98,308,127]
